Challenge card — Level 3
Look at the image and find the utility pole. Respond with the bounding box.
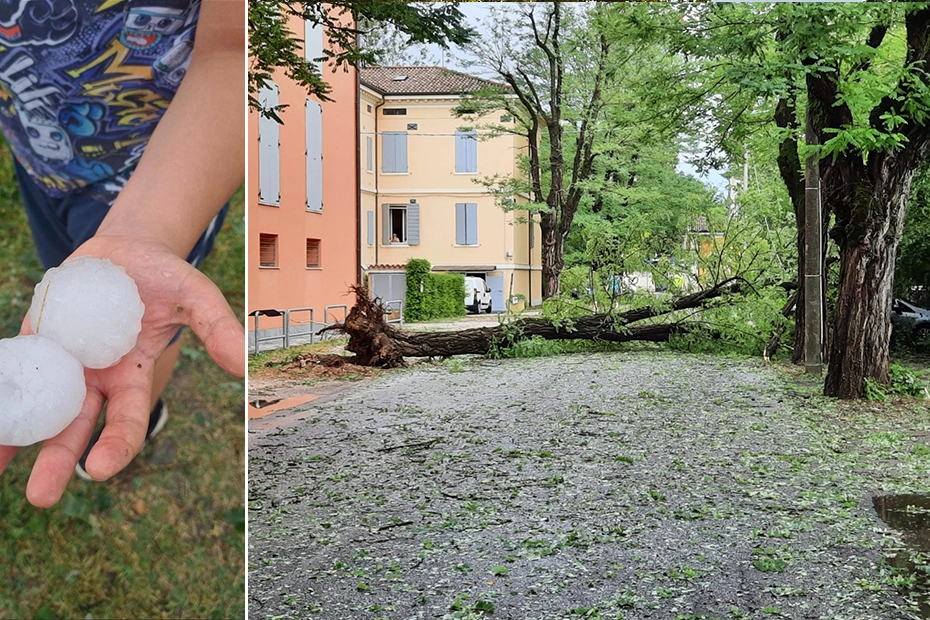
[743,150,749,192]
[804,109,823,375]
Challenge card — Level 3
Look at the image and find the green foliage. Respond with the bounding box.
[669,288,789,358]
[890,364,928,399]
[865,364,928,401]
[405,258,431,321]
[404,259,465,322]
[492,337,624,360]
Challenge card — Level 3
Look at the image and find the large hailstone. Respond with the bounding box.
[0,335,86,446]
[29,256,145,368]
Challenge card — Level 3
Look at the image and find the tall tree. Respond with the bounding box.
[790,3,930,397]
[643,2,930,397]
[456,2,645,298]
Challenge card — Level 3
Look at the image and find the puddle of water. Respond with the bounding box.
[873,493,930,618]
[248,394,318,419]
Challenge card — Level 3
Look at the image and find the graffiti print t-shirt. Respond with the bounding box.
[0,0,199,202]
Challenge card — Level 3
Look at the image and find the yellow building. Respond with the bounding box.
[359,66,542,310]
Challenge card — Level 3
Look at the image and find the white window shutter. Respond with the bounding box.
[455,203,466,245]
[466,203,478,245]
[304,20,324,73]
[395,132,408,172]
[455,131,477,173]
[382,204,392,245]
[407,202,420,245]
[258,83,280,206]
[305,99,323,212]
[367,210,375,246]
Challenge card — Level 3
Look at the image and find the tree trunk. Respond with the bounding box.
[773,107,808,365]
[540,215,564,299]
[390,321,691,357]
[823,169,915,397]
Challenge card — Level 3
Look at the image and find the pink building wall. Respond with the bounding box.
[248,14,358,336]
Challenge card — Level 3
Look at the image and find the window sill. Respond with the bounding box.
[381,172,410,176]
[306,267,322,270]
[259,266,280,269]
[453,244,480,248]
[259,201,280,207]
[383,243,409,248]
[306,208,323,214]
[453,172,478,176]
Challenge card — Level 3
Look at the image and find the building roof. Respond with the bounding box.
[360,66,508,96]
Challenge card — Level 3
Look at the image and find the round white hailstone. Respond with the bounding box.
[29,256,145,369]
[0,335,86,446]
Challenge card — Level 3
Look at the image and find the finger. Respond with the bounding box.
[0,446,18,475]
[25,388,105,508]
[82,381,152,481]
[181,270,245,377]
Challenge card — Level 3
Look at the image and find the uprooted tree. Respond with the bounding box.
[319,281,745,368]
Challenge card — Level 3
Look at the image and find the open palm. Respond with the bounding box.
[0,234,244,507]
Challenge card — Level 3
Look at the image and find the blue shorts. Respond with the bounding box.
[14,161,229,344]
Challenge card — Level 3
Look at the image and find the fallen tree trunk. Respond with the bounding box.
[320,278,745,367]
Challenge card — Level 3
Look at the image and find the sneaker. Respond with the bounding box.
[74,400,168,481]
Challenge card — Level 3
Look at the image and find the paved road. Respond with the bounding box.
[249,351,929,620]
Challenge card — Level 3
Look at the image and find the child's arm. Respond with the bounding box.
[1,0,246,507]
[96,0,245,256]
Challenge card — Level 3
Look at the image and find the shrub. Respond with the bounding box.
[405,259,466,322]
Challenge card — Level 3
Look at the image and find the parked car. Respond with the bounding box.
[465,276,492,314]
[892,298,930,349]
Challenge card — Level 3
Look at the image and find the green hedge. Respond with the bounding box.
[405,258,466,322]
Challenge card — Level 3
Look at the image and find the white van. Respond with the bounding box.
[465,276,492,313]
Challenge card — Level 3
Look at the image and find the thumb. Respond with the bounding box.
[179,268,244,377]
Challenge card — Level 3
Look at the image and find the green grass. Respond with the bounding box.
[0,141,244,619]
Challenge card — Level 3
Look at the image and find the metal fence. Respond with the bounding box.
[249,299,404,354]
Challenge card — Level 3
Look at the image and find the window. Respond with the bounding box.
[258,83,280,205]
[382,132,407,173]
[306,99,322,212]
[407,123,418,131]
[382,202,420,245]
[390,207,406,243]
[455,131,477,173]
[366,136,373,172]
[383,108,407,115]
[455,203,478,245]
[366,104,372,113]
[306,239,321,268]
[259,234,277,267]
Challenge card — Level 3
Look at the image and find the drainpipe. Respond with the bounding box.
[528,209,533,308]
[355,66,362,287]
[373,96,384,267]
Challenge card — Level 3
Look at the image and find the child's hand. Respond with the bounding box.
[0,233,244,507]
